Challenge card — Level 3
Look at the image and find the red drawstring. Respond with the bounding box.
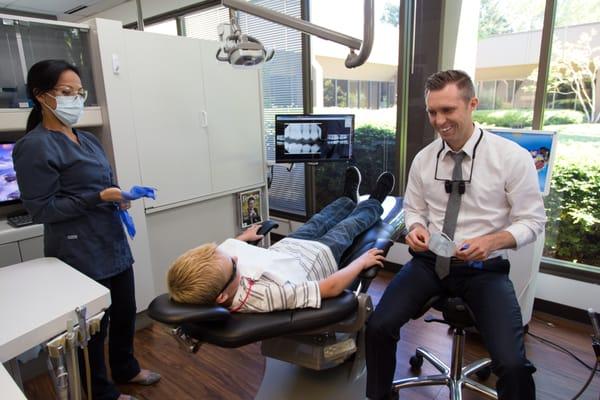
[230,278,255,313]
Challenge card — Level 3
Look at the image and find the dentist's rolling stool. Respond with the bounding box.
[393,296,498,399]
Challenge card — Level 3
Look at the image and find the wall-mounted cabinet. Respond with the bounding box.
[92,20,266,211]
[0,14,97,109]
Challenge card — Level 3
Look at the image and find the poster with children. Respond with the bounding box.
[489,128,557,196]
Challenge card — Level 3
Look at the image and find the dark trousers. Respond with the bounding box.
[80,267,141,400]
[365,252,536,400]
[288,197,383,263]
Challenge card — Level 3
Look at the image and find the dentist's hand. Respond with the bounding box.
[406,224,429,252]
[456,237,494,261]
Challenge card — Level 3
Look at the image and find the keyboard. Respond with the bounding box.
[7,213,34,228]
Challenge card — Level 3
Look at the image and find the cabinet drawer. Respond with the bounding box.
[0,242,22,268]
[19,236,44,262]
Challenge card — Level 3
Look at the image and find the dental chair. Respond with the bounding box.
[148,197,405,399]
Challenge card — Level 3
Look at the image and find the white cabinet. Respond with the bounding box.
[0,222,43,268]
[18,236,44,262]
[0,243,21,268]
[125,31,213,208]
[200,41,265,193]
[120,30,265,210]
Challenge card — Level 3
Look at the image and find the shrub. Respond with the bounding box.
[543,160,600,266]
[473,109,585,128]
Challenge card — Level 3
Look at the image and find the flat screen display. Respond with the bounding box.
[488,128,557,196]
[0,143,20,204]
[275,114,354,163]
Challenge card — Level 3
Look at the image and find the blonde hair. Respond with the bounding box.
[167,243,227,304]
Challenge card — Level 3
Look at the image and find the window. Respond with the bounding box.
[145,19,178,36]
[541,0,600,272]
[183,1,306,217]
[310,0,399,211]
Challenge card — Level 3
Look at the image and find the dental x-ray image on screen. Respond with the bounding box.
[275,114,354,163]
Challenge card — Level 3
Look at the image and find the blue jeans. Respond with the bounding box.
[288,197,383,263]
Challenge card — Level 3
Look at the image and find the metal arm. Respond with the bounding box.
[221,0,374,68]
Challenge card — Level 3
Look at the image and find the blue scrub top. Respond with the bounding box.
[13,124,134,280]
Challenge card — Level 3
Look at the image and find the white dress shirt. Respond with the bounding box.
[404,126,547,257]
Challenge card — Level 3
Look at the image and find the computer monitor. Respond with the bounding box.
[275,114,354,163]
[487,128,557,196]
[0,142,20,205]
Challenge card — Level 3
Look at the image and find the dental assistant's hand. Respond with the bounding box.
[236,224,264,242]
[406,223,429,252]
[100,187,124,202]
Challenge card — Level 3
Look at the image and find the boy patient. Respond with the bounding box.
[167,167,395,313]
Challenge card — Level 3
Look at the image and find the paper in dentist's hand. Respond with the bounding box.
[429,231,457,258]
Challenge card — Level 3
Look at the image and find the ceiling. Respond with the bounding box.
[0,0,128,19]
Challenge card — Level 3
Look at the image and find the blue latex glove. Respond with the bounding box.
[121,185,157,201]
[118,209,136,239]
[117,186,156,239]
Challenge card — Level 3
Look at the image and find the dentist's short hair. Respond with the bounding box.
[425,70,476,102]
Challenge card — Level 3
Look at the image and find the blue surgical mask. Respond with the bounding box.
[44,94,85,127]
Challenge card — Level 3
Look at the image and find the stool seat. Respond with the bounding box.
[393,295,498,400]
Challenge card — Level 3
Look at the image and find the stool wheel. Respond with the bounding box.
[409,354,423,370]
[475,366,492,380]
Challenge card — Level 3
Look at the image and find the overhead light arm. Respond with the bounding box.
[221,0,374,68]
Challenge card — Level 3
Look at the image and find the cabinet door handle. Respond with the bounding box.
[200,111,208,128]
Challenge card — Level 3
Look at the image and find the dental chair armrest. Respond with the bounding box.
[148,294,230,325]
[360,238,394,280]
[248,220,279,245]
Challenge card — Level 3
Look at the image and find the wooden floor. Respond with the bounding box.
[24,270,600,400]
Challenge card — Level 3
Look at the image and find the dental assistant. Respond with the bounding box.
[12,59,159,400]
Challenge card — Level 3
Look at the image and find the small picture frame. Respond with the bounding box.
[239,188,263,229]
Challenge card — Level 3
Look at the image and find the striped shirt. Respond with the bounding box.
[229,238,338,313]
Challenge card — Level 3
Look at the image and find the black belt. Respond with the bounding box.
[410,250,510,274]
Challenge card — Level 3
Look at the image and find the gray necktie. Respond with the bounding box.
[435,151,467,279]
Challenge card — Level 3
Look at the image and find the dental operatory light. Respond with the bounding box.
[217,0,374,69]
[216,9,274,68]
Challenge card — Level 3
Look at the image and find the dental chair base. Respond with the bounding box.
[255,357,367,400]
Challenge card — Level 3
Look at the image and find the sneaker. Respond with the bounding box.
[369,171,395,203]
[343,166,361,203]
